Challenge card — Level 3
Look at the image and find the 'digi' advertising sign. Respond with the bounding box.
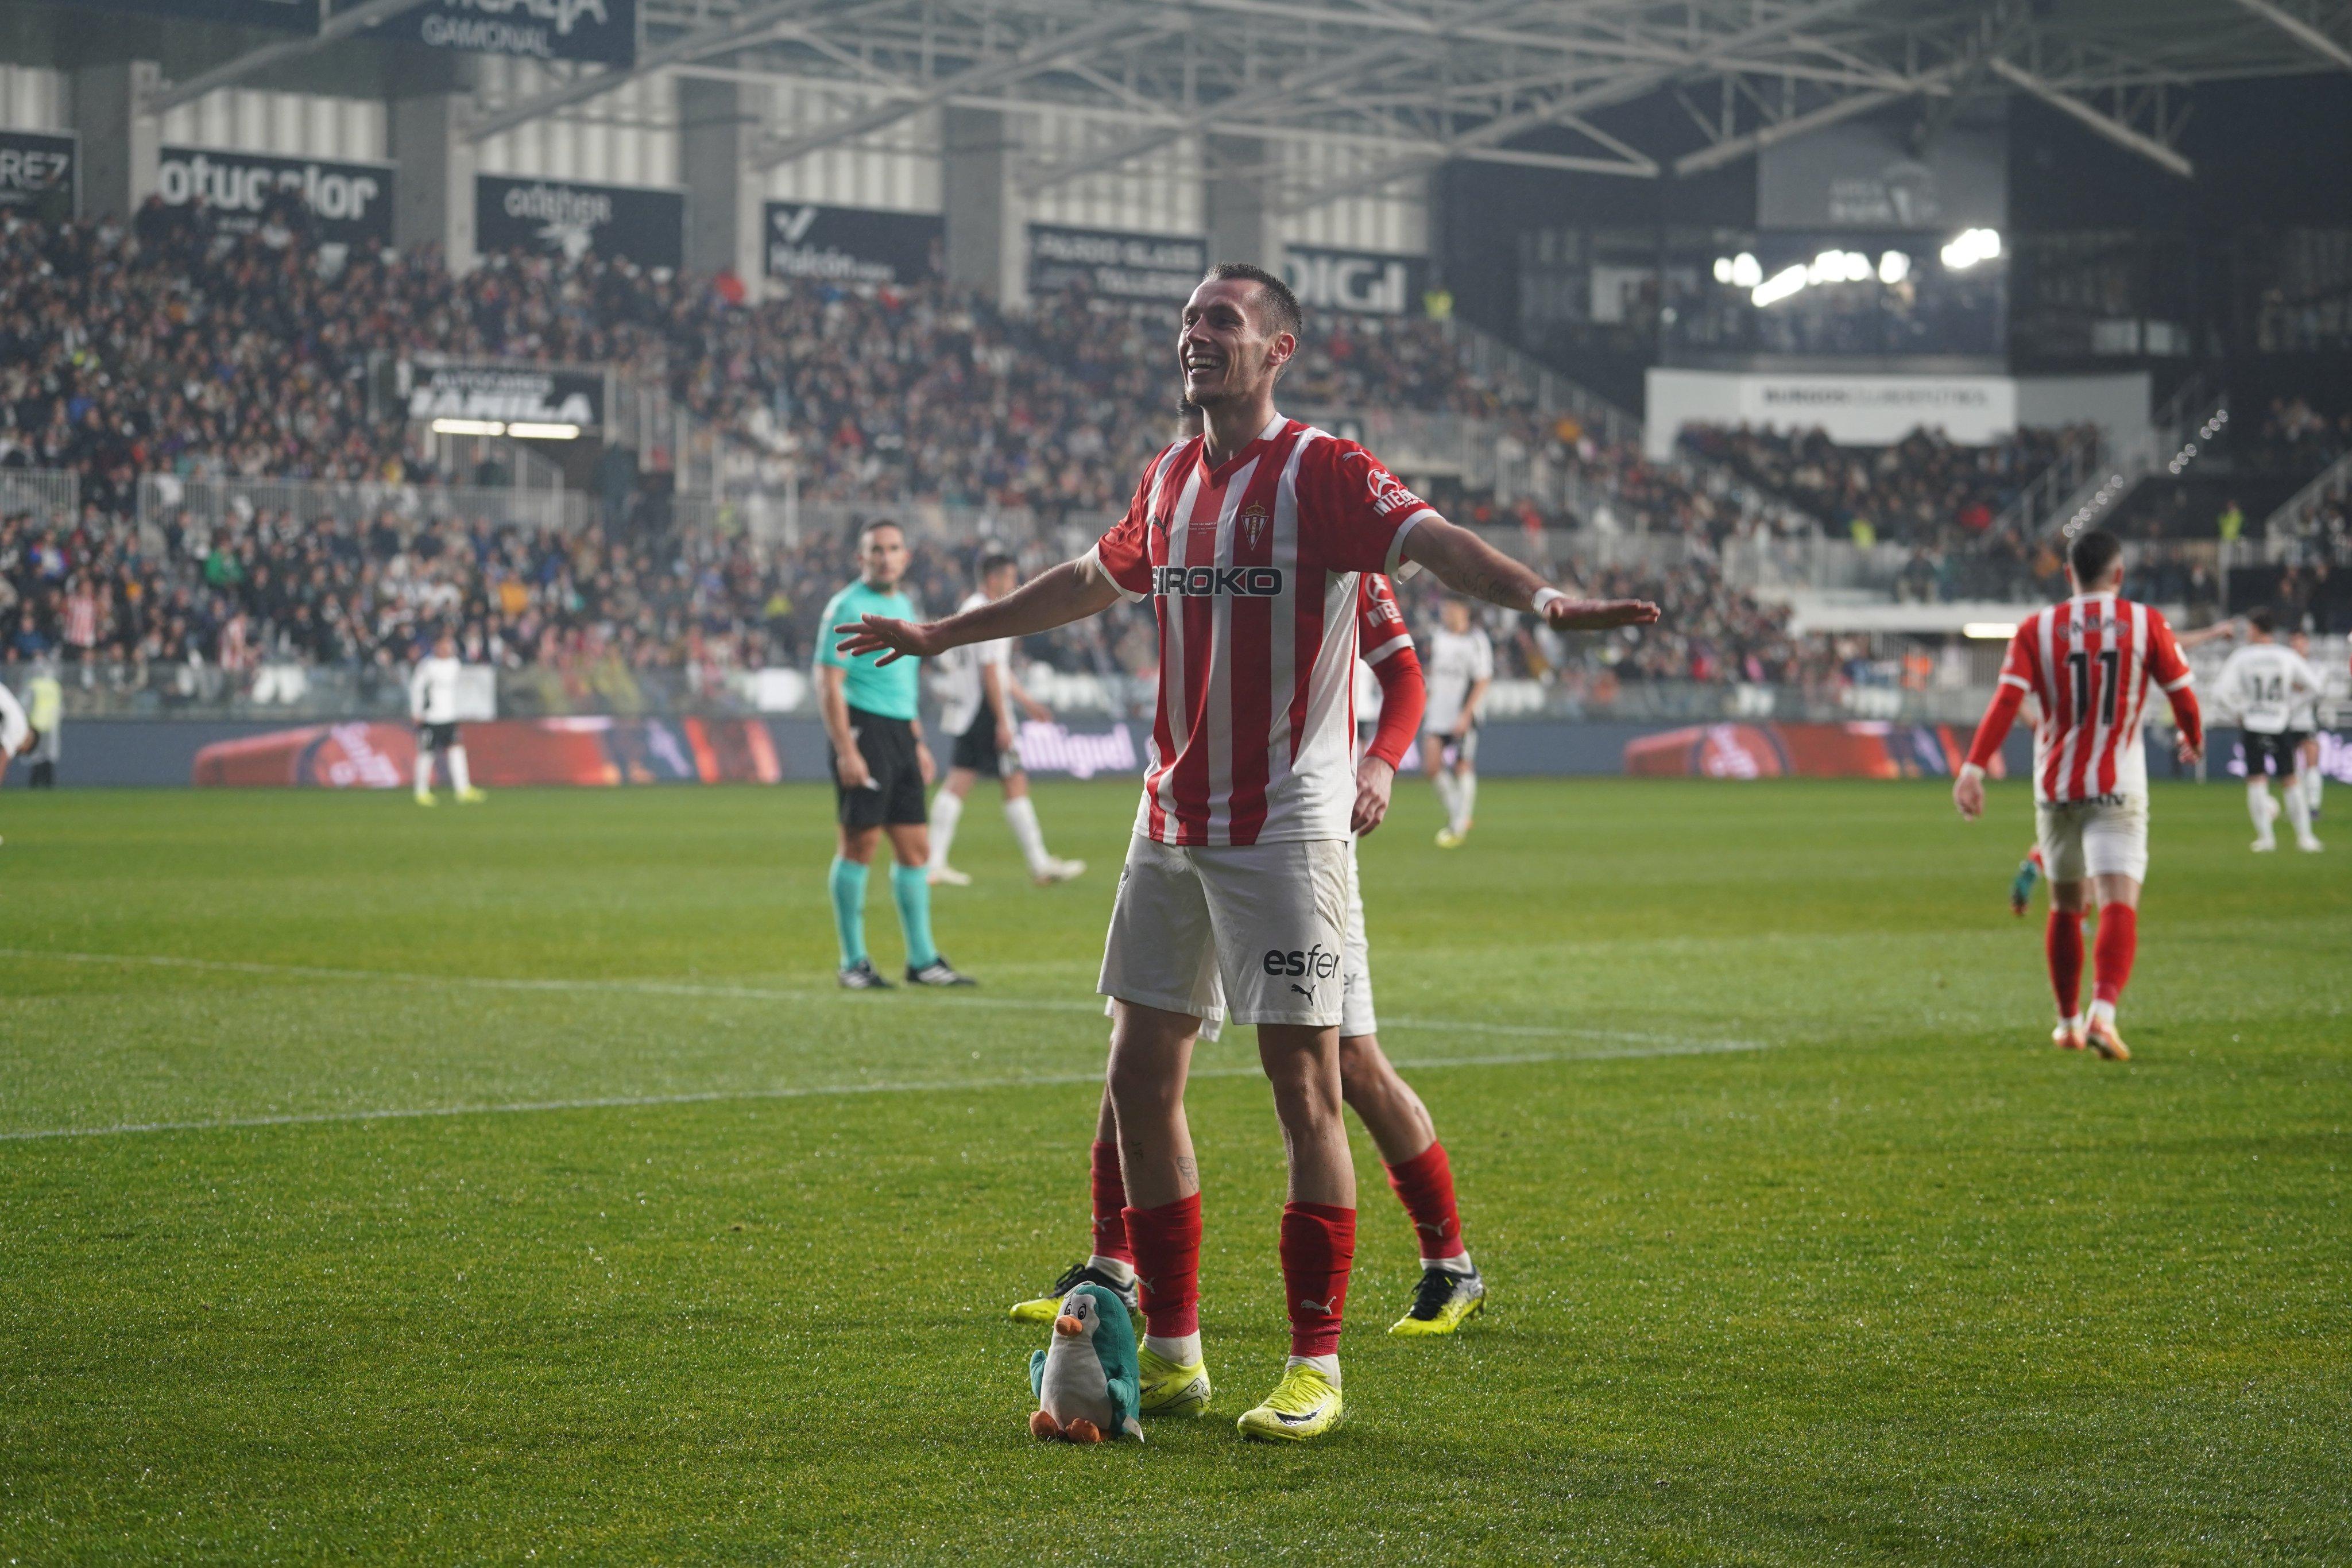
[388,0,639,65]
[475,174,683,269]
[157,146,393,247]
[1284,246,1428,317]
[0,131,76,224]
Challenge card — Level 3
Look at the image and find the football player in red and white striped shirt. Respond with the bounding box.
[1953,529,2203,1061]
[838,262,1655,1441]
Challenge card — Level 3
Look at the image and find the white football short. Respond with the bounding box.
[2035,793,2150,884]
[1103,840,1376,1042]
[1098,835,1353,1029]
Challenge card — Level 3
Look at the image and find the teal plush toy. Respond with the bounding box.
[1027,1281,1144,1443]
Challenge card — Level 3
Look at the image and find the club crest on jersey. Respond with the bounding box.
[1154,564,1285,597]
[1236,502,1270,551]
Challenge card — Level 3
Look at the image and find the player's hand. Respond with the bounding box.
[2176,734,2204,765]
[1020,695,1053,723]
[833,615,938,666]
[916,741,937,787]
[1543,597,1660,631]
[1953,768,1986,821]
[1351,756,1396,837]
[996,719,1018,753]
[834,748,873,791]
[17,727,38,758]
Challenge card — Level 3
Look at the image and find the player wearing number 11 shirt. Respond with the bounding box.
[1953,529,2204,1062]
[835,261,1657,1443]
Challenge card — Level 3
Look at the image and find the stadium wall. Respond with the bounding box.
[7,718,2097,790]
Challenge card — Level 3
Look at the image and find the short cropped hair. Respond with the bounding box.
[2247,606,2276,636]
[2067,528,2122,587]
[858,517,904,544]
[1205,261,1302,340]
[977,549,1018,579]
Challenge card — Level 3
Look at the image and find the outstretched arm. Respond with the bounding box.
[835,557,1121,665]
[1398,518,1659,630]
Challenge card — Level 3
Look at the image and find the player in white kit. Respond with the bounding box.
[2287,629,2327,824]
[926,551,1085,888]
[1421,597,1494,848]
[408,632,482,806]
[2215,610,2325,853]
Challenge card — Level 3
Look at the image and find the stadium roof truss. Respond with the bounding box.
[425,0,2352,202]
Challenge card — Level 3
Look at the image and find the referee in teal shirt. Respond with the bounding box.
[815,520,974,989]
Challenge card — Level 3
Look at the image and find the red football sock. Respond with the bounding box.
[1382,1141,1466,1261]
[2045,910,2084,1017]
[2092,904,2138,1006]
[1280,1201,1356,1359]
[1088,1140,1132,1265]
[1123,1194,1201,1339]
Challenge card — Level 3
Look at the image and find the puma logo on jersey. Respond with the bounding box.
[1291,983,1316,1002]
[1154,564,1285,597]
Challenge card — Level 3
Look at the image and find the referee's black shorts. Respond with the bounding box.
[949,700,1012,777]
[2242,729,2308,779]
[832,706,928,829]
[416,721,458,752]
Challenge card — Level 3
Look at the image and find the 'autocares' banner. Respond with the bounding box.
[1285,246,1428,317]
[476,174,683,269]
[382,0,638,65]
[0,131,76,225]
[763,202,941,285]
[80,0,316,29]
[1028,224,1204,303]
[403,361,606,428]
[157,145,394,247]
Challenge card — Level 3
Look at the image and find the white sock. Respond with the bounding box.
[1425,1252,1477,1277]
[413,754,432,797]
[2060,1012,2086,1033]
[1455,772,1478,833]
[1085,1254,1136,1287]
[2285,782,2314,842]
[2303,769,2323,815]
[1004,794,1050,874]
[447,745,472,795]
[1144,1332,1201,1366]
[2249,784,2274,841]
[928,789,963,868]
[2089,998,2117,1028]
[1286,1353,1340,1384]
[1433,769,1460,822]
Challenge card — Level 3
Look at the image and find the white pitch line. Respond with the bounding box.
[0,1037,1776,1145]
[0,946,1754,1050]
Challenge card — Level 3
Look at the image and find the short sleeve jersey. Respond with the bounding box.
[2214,643,2323,735]
[816,579,920,720]
[1087,413,1434,845]
[1423,625,1495,733]
[1996,592,2191,803]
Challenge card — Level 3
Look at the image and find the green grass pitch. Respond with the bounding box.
[2,777,2346,1563]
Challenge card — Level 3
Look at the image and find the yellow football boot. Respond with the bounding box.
[1009,1262,1142,1331]
[1236,1362,1343,1442]
[1137,1344,1213,1416]
[1388,1265,1486,1337]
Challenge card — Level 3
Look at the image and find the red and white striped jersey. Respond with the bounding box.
[1997,592,2192,803]
[1089,413,1433,845]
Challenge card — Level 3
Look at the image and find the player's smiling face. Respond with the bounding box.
[1178,278,1291,412]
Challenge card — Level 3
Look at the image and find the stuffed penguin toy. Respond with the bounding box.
[1027,1281,1144,1443]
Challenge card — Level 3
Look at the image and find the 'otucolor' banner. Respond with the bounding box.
[157,145,394,247]
[0,131,76,224]
[1028,224,1205,303]
[763,202,941,285]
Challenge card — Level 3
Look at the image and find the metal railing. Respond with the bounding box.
[0,466,80,521]
[2263,445,2352,540]
[2042,380,2227,540]
[1441,318,1645,450]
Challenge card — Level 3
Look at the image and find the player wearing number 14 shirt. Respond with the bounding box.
[834,262,1657,1442]
[1953,529,2204,1062]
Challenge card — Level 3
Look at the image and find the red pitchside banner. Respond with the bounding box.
[192,718,783,788]
[1623,721,1999,780]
